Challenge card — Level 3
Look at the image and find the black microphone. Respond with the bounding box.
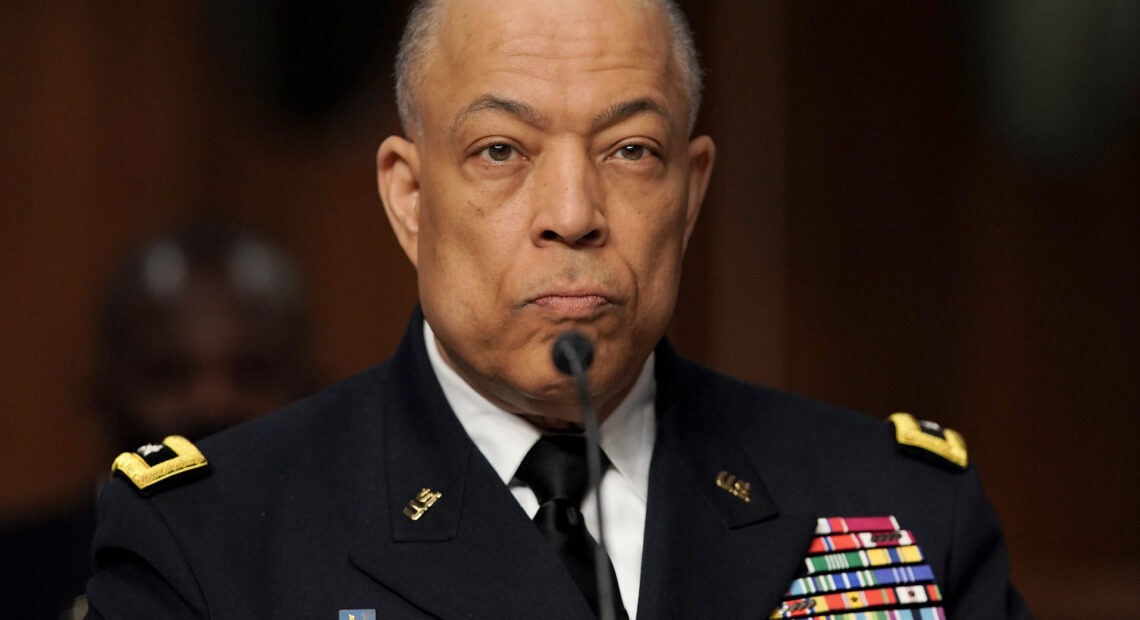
[552,331,594,376]
[551,331,618,620]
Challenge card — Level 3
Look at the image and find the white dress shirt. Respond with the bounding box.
[424,322,656,618]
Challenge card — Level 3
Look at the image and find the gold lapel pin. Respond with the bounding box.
[716,471,752,503]
[402,488,442,521]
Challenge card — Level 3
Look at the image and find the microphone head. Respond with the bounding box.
[552,331,594,376]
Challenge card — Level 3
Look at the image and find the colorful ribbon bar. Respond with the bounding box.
[815,516,901,535]
[804,545,926,575]
[788,564,936,596]
[808,530,915,554]
[770,585,942,619]
[814,607,946,620]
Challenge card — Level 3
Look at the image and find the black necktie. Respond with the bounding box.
[515,435,629,619]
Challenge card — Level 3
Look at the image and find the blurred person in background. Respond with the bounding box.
[93,220,317,451]
[0,219,319,619]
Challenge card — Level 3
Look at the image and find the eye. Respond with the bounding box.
[481,143,518,163]
[617,144,647,161]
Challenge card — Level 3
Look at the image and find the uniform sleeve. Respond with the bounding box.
[943,466,1033,619]
[84,479,208,619]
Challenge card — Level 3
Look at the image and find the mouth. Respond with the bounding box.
[528,293,611,318]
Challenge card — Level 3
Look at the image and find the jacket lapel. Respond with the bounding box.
[346,314,814,618]
[347,311,595,618]
[636,343,817,619]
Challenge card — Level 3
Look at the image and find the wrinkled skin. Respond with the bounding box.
[378,0,715,424]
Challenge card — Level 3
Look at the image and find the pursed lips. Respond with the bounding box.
[529,293,611,318]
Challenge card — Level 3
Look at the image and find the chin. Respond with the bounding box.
[526,362,630,423]
[518,396,590,427]
[518,372,579,409]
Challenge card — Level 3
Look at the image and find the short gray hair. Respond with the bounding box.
[394,0,704,137]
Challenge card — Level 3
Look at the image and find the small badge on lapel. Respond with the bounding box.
[338,610,376,620]
[402,488,442,521]
[715,471,752,503]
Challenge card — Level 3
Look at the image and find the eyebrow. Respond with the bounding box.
[450,95,549,135]
[590,97,673,133]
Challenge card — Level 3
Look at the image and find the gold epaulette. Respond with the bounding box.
[111,435,210,496]
[888,412,968,471]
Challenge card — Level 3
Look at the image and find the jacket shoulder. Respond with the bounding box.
[670,355,969,473]
[109,363,389,500]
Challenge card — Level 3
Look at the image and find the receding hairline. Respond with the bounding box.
[394,0,704,138]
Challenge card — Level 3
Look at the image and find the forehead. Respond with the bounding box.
[421,0,685,133]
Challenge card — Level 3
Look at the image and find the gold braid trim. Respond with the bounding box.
[111,435,209,491]
[889,412,968,470]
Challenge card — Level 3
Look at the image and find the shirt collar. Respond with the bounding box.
[423,320,656,502]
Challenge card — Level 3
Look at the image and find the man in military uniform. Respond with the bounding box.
[85,0,1031,618]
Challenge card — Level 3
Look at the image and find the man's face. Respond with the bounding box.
[379,0,715,422]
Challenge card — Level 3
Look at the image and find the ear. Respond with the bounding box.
[377,135,422,268]
[682,135,716,248]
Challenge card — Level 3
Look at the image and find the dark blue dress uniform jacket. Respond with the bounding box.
[85,310,1031,618]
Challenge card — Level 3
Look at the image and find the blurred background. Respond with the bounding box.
[1,1,1137,618]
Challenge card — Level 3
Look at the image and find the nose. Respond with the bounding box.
[531,148,607,247]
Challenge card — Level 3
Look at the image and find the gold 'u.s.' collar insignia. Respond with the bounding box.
[111,435,210,496]
[715,471,752,503]
[402,488,443,521]
[889,412,968,470]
